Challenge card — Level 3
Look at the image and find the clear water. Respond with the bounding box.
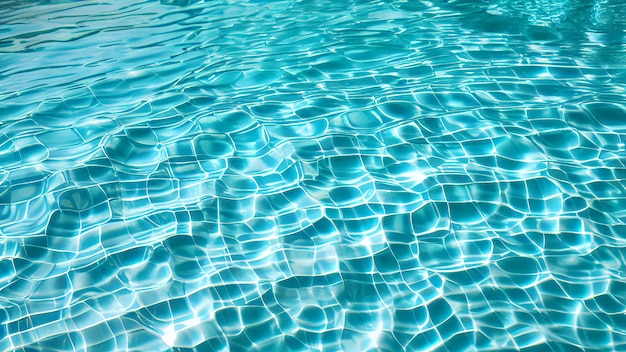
[1,0,626,351]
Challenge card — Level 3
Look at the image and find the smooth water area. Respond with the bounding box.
[1,0,626,351]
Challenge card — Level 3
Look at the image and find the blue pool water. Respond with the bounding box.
[1,0,626,351]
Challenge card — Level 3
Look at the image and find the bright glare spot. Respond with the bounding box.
[162,318,201,347]
[162,325,177,347]
[369,326,383,346]
[127,70,141,78]
[260,246,273,258]
[187,317,201,328]
[572,302,583,328]
[403,169,426,183]
[522,152,542,163]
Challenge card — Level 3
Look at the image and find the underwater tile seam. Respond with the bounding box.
[1,0,626,351]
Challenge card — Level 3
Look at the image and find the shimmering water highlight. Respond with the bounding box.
[1,0,626,351]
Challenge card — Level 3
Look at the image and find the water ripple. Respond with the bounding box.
[1,0,626,351]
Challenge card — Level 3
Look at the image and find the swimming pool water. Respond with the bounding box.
[1,0,626,351]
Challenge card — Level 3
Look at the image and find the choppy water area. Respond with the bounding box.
[1,0,626,350]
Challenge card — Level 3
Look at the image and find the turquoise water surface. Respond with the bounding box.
[1,0,626,351]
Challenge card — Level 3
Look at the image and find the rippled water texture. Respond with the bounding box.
[1,0,626,351]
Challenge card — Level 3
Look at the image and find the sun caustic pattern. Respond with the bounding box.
[1,0,626,351]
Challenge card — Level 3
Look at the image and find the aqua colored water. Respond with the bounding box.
[1,0,626,351]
